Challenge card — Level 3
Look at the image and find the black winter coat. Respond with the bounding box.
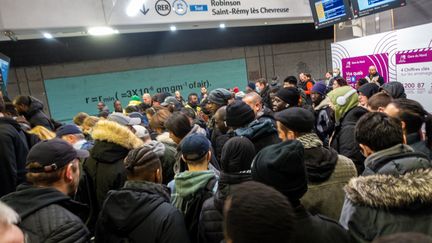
[259,85,272,110]
[234,118,281,153]
[330,106,368,175]
[407,133,432,160]
[22,96,54,130]
[1,184,90,243]
[96,181,190,243]
[0,117,29,197]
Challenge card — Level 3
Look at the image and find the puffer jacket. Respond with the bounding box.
[299,133,357,220]
[340,169,432,243]
[406,133,432,160]
[234,119,280,152]
[96,181,190,243]
[1,184,90,243]
[330,106,368,175]
[22,96,54,130]
[84,120,143,208]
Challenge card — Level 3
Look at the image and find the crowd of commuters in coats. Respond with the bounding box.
[1,66,432,243]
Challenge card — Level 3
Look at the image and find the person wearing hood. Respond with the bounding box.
[255,78,272,109]
[365,66,385,86]
[275,107,356,220]
[272,87,300,112]
[328,86,368,175]
[381,81,407,99]
[95,146,190,243]
[226,100,280,153]
[283,75,310,110]
[340,112,432,242]
[358,83,380,108]
[251,140,350,243]
[206,88,233,146]
[0,96,31,197]
[311,82,335,146]
[199,137,256,243]
[84,120,144,208]
[1,139,90,242]
[13,95,54,130]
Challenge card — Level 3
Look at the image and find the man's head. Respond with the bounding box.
[358,83,380,107]
[275,107,315,141]
[161,96,182,112]
[255,78,267,93]
[188,93,199,108]
[332,77,348,89]
[226,100,255,129]
[325,71,332,79]
[207,88,232,115]
[369,65,377,76]
[355,112,404,157]
[333,68,341,77]
[97,102,105,112]
[56,124,85,145]
[355,78,368,90]
[242,92,263,115]
[142,93,152,106]
[165,112,192,144]
[223,181,294,243]
[299,73,306,82]
[283,76,298,88]
[149,109,172,134]
[73,112,89,127]
[181,134,211,169]
[367,92,393,112]
[113,100,123,113]
[12,96,31,114]
[25,139,88,197]
[201,86,208,95]
[273,87,300,112]
[0,202,25,243]
[124,146,162,183]
[310,82,327,106]
[214,106,228,133]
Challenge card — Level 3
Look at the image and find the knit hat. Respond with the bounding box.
[311,82,327,96]
[208,88,232,106]
[247,82,256,91]
[358,83,379,98]
[233,87,240,93]
[275,107,315,133]
[221,137,256,173]
[251,140,307,206]
[327,86,359,122]
[131,95,141,102]
[226,100,256,128]
[381,81,407,99]
[276,88,300,107]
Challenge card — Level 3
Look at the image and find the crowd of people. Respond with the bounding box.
[1,66,432,243]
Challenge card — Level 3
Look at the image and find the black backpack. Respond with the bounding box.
[180,177,217,243]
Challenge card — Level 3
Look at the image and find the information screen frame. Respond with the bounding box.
[0,52,11,95]
[351,0,406,18]
[309,0,353,29]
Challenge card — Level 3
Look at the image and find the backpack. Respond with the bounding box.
[180,177,217,243]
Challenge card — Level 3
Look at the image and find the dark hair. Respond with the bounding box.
[304,73,312,79]
[372,232,432,243]
[283,76,298,85]
[164,112,192,139]
[150,109,171,130]
[356,78,368,87]
[125,105,139,113]
[13,95,31,106]
[391,99,432,148]
[367,92,392,111]
[355,112,404,151]
[188,93,198,100]
[124,146,161,179]
[224,181,295,243]
[26,161,77,186]
[334,78,348,87]
[255,78,268,85]
[138,103,151,112]
[113,100,121,105]
[181,107,196,120]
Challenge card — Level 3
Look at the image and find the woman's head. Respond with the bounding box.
[332,78,348,89]
[149,109,172,134]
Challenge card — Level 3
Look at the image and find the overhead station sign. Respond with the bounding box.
[109,0,312,24]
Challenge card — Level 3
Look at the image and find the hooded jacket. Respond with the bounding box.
[96,181,190,243]
[406,133,432,160]
[381,81,407,99]
[340,169,432,243]
[0,117,29,197]
[84,120,143,208]
[22,96,54,130]
[330,106,368,175]
[299,133,357,220]
[234,119,280,152]
[1,184,90,243]
[313,97,335,146]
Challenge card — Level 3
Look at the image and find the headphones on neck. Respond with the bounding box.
[336,89,357,106]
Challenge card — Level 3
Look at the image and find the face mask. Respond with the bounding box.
[333,73,338,77]
[256,87,261,93]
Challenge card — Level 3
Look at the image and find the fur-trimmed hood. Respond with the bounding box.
[345,169,432,209]
[91,120,143,150]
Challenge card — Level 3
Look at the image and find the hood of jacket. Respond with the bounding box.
[156,132,177,147]
[298,133,337,182]
[381,82,407,99]
[145,140,166,158]
[363,144,432,176]
[234,119,277,140]
[345,168,432,209]
[99,181,170,235]
[340,106,368,126]
[1,184,87,220]
[25,97,45,118]
[173,171,215,197]
[314,97,331,111]
[214,172,251,212]
[0,117,23,132]
[91,120,143,150]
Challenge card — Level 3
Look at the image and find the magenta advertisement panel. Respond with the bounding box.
[342,53,389,85]
[396,48,432,65]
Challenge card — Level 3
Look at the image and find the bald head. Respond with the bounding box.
[243,92,262,115]
[369,66,377,75]
[214,106,228,133]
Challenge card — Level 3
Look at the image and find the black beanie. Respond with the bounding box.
[276,88,300,107]
[275,107,315,133]
[358,83,379,98]
[251,140,307,206]
[226,100,256,128]
[208,88,232,106]
[221,137,256,173]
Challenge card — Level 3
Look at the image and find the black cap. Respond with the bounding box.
[26,138,89,173]
[358,83,379,98]
[181,133,211,162]
[276,88,300,107]
[208,88,232,106]
[56,124,82,137]
[275,107,315,133]
[226,100,256,128]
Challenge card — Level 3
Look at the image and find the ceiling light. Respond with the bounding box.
[219,23,226,29]
[43,32,53,39]
[88,27,119,36]
[170,25,177,31]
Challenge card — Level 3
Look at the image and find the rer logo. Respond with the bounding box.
[155,0,171,16]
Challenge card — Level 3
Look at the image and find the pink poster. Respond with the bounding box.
[342,53,389,85]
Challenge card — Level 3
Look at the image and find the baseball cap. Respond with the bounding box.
[108,113,141,126]
[26,138,89,173]
[181,133,211,162]
[56,124,82,137]
[161,96,180,107]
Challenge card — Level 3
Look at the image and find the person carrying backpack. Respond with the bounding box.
[169,133,218,243]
